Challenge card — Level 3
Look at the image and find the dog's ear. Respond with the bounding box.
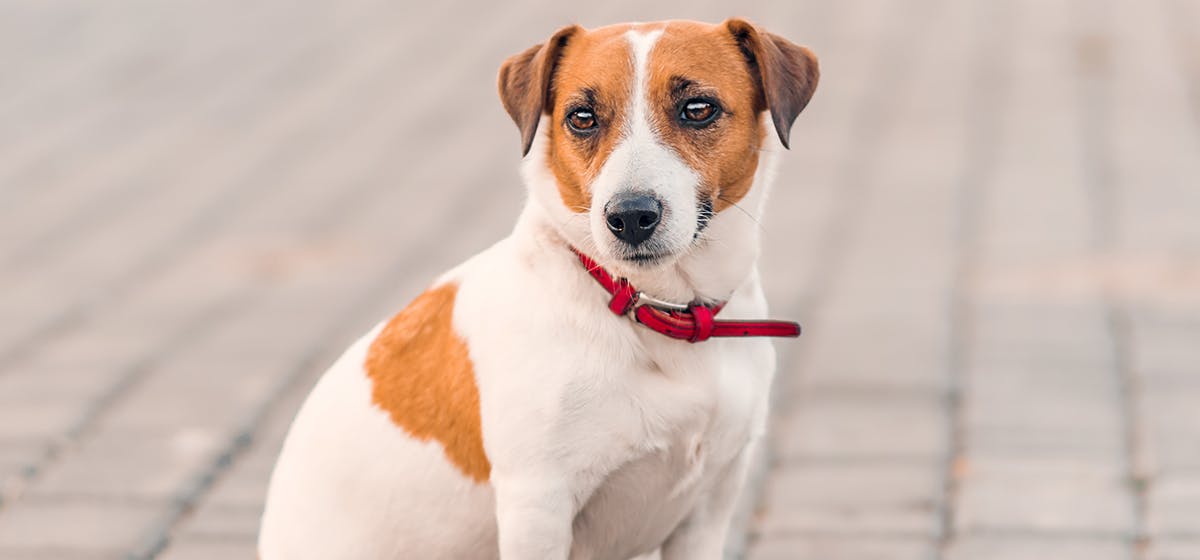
[498,25,582,156]
[724,18,819,149]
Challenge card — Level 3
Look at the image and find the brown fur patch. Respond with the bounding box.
[498,20,818,214]
[544,24,636,213]
[644,21,768,211]
[725,19,820,150]
[498,25,581,156]
[364,283,491,483]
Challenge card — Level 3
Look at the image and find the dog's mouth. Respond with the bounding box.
[603,198,713,267]
[624,252,669,266]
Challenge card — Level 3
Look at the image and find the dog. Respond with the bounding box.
[258,18,818,560]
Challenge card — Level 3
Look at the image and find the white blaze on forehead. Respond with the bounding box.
[585,25,699,265]
[624,27,664,136]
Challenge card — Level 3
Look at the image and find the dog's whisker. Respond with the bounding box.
[716,195,764,231]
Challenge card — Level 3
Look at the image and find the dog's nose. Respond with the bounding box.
[604,193,662,246]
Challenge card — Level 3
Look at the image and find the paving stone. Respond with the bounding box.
[1147,473,1200,538]
[1109,0,1200,253]
[791,320,949,393]
[27,431,224,501]
[756,461,942,537]
[945,535,1130,560]
[0,498,162,552]
[96,359,278,435]
[195,457,273,511]
[963,364,1125,460]
[0,399,80,442]
[175,502,261,540]
[748,535,933,560]
[1147,539,1200,560]
[0,442,45,497]
[155,536,257,560]
[0,363,123,402]
[1140,390,1200,471]
[0,549,119,560]
[16,326,160,372]
[774,393,946,460]
[1130,315,1200,389]
[954,457,1135,535]
[968,303,1114,371]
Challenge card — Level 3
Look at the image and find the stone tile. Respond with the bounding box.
[0,364,123,402]
[968,304,1114,372]
[1147,539,1200,560]
[96,359,277,435]
[945,535,1130,560]
[0,499,162,552]
[27,431,224,501]
[0,549,118,560]
[17,327,155,372]
[175,502,261,539]
[198,461,272,510]
[1147,473,1200,538]
[0,442,45,498]
[954,457,1135,534]
[0,399,79,442]
[757,461,941,537]
[155,537,257,560]
[1129,314,1200,386]
[792,318,948,393]
[1140,390,1200,471]
[748,535,933,560]
[774,393,946,460]
[963,363,1125,461]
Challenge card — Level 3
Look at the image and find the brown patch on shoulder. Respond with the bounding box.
[364,282,491,483]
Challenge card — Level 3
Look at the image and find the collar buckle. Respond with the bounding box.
[632,291,691,313]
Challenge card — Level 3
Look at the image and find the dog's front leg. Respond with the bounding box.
[660,444,756,560]
[492,472,574,559]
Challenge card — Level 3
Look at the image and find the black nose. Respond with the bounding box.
[604,193,662,246]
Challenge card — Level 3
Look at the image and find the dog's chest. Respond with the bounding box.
[566,339,767,556]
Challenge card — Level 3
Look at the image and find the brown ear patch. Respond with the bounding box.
[365,283,491,483]
[643,21,767,212]
[498,25,582,155]
[725,18,819,148]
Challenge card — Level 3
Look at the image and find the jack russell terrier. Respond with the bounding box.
[259,18,818,560]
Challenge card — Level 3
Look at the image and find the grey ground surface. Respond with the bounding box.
[1,0,1199,558]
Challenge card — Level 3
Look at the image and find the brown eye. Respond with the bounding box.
[680,99,720,127]
[567,109,597,133]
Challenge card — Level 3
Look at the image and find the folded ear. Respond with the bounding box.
[724,18,820,149]
[497,25,582,155]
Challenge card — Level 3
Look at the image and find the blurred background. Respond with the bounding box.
[1,0,1199,558]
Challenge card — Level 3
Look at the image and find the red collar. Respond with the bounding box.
[572,248,801,343]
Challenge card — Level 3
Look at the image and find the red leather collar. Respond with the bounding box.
[572,248,801,343]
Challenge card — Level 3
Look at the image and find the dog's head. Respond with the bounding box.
[499,20,818,270]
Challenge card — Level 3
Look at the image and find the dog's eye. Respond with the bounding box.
[680,99,720,127]
[567,108,597,133]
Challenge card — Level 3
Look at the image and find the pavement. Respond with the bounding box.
[1,0,1198,559]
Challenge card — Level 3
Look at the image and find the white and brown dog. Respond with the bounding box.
[259,18,818,560]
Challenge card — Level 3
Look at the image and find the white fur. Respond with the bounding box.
[261,23,783,560]
[588,29,702,276]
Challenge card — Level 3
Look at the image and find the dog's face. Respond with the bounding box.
[499,20,818,268]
